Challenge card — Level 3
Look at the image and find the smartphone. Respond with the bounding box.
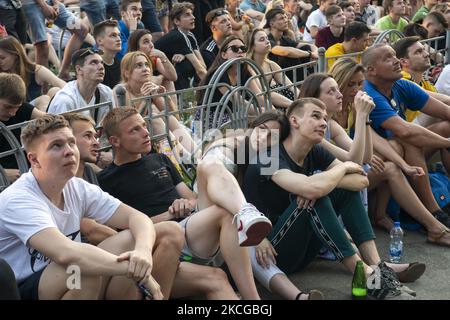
[138,283,153,300]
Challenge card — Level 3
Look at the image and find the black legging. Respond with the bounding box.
[0,258,20,300]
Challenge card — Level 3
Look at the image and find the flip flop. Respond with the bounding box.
[397,262,426,283]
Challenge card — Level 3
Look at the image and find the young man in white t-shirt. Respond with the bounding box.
[303,0,337,42]
[0,114,184,300]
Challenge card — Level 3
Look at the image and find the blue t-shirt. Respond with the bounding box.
[239,0,266,13]
[117,19,145,61]
[364,79,429,138]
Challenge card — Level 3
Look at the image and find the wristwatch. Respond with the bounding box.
[366,120,373,126]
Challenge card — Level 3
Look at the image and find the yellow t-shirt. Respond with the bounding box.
[401,71,437,122]
[325,43,362,70]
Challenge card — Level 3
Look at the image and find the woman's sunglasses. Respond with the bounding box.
[226,45,247,53]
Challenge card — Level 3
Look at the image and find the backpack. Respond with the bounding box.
[428,171,450,209]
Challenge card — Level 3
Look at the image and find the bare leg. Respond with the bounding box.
[196,159,246,215]
[185,206,260,299]
[35,41,49,68]
[171,262,239,300]
[397,139,441,212]
[424,121,450,173]
[98,222,183,300]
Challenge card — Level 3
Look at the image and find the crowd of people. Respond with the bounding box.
[0,0,449,300]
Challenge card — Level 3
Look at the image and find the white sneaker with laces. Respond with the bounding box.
[233,203,272,246]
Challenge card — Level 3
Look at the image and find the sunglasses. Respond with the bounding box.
[78,47,104,59]
[226,45,247,53]
[207,9,230,24]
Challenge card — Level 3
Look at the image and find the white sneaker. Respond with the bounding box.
[233,203,272,246]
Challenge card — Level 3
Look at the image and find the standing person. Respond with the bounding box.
[0,0,27,44]
[141,0,164,41]
[244,97,422,300]
[21,0,90,81]
[0,114,184,300]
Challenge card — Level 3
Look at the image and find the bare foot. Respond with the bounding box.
[373,215,394,233]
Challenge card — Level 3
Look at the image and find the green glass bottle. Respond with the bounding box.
[352,261,367,300]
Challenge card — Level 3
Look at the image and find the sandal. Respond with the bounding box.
[295,289,324,300]
[397,262,426,283]
[427,228,450,247]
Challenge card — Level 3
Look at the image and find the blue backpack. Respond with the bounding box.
[429,171,450,208]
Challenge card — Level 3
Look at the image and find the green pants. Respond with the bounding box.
[269,188,375,275]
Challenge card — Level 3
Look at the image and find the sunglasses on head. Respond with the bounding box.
[226,45,247,53]
[208,9,230,24]
[78,47,104,59]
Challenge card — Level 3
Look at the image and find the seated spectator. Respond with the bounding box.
[196,35,264,129]
[48,48,113,124]
[0,114,184,300]
[339,1,357,25]
[283,0,312,41]
[0,73,45,182]
[203,110,324,300]
[363,44,450,228]
[113,51,194,154]
[265,8,318,82]
[98,107,272,299]
[127,29,178,99]
[93,20,122,89]
[315,5,346,50]
[412,0,436,22]
[225,0,255,39]
[303,0,337,42]
[117,0,145,61]
[421,11,448,50]
[154,2,207,90]
[21,0,90,81]
[0,36,66,111]
[240,0,267,21]
[244,97,421,300]
[62,112,117,246]
[200,8,234,69]
[325,21,371,70]
[375,0,409,32]
[431,2,450,24]
[246,28,294,109]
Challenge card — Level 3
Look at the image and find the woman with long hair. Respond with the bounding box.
[201,110,325,300]
[246,28,294,109]
[127,29,178,97]
[196,35,265,129]
[300,66,450,247]
[0,36,66,111]
[113,51,194,154]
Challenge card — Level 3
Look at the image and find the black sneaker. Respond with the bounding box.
[367,262,415,300]
[432,210,450,228]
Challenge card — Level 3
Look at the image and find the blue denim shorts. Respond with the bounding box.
[22,0,79,43]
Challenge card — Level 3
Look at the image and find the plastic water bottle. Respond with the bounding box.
[389,221,404,263]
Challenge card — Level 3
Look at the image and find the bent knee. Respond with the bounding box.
[155,221,184,250]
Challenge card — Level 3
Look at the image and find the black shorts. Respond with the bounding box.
[18,268,45,300]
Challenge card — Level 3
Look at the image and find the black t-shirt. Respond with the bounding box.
[102,58,121,89]
[154,28,200,89]
[97,153,183,217]
[243,143,335,225]
[200,36,218,69]
[0,102,34,169]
